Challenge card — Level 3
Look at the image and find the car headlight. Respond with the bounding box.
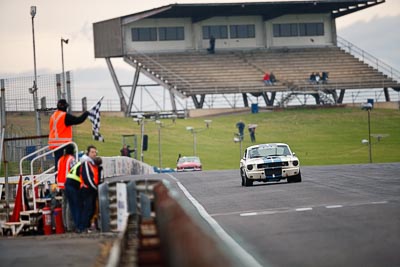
[293,160,299,166]
[247,164,253,171]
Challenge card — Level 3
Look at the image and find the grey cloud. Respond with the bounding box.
[338,15,400,70]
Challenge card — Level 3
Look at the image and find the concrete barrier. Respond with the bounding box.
[154,182,234,267]
[101,156,155,178]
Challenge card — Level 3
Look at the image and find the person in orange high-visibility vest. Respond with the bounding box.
[57,144,75,231]
[79,154,102,233]
[49,99,89,171]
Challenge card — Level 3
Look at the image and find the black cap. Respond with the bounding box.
[57,99,69,110]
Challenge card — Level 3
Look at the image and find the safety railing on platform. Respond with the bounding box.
[19,142,78,211]
[125,49,193,91]
[337,36,400,83]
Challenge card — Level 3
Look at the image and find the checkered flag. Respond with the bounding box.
[88,96,104,142]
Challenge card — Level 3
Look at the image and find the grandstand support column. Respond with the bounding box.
[169,88,177,112]
[328,90,338,104]
[126,66,141,116]
[105,57,127,113]
[191,94,205,109]
[383,87,390,102]
[337,89,346,104]
[261,92,276,107]
[312,93,321,105]
[242,93,249,107]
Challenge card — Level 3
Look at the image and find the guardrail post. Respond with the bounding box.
[126,181,137,215]
[98,182,110,232]
[140,193,151,219]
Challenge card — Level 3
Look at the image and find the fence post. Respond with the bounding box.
[56,74,62,100]
[66,71,72,112]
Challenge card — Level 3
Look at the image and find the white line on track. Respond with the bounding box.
[240,212,258,216]
[167,174,264,267]
[326,205,343,209]
[296,207,313,212]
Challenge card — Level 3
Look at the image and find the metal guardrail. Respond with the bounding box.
[337,36,400,83]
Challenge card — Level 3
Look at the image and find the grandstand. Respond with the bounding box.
[93,0,399,115]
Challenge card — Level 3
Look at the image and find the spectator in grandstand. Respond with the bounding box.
[315,72,321,84]
[48,99,89,171]
[207,35,216,54]
[263,72,272,85]
[270,72,277,85]
[309,72,316,84]
[236,120,245,140]
[322,71,329,84]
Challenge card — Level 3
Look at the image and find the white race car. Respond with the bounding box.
[240,143,301,186]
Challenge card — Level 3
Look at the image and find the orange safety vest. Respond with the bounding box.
[48,110,72,149]
[81,162,99,189]
[57,154,75,189]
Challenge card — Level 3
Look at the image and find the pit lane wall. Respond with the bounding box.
[101,156,155,178]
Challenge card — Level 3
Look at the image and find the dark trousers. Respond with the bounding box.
[65,180,82,231]
[79,188,97,231]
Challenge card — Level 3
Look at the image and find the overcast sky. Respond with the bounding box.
[1,0,399,102]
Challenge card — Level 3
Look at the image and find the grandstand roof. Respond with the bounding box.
[119,0,384,23]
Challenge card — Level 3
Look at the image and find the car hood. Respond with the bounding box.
[177,162,201,167]
[246,155,296,164]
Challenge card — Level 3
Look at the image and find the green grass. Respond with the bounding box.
[68,107,400,170]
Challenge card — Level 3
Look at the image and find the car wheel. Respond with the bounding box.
[240,169,245,186]
[244,172,253,187]
[288,172,302,183]
[294,172,302,183]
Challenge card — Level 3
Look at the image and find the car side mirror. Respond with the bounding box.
[293,152,296,156]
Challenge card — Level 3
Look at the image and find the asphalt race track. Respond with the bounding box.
[1,163,398,267]
[166,163,400,267]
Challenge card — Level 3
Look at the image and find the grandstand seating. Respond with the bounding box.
[125,46,399,99]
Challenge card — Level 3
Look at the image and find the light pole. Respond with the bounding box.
[30,6,42,141]
[361,102,373,163]
[133,114,145,162]
[155,115,176,173]
[186,120,212,156]
[156,120,162,173]
[61,38,69,99]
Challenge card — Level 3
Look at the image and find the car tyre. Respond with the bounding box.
[240,169,245,186]
[244,172,253,187]
[288,172,302,183]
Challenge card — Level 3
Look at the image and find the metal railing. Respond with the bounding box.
[125,49,193,91]
[337,36,400,83]
[19,141,78,211]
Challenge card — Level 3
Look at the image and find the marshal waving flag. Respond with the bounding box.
[88,96,104,142]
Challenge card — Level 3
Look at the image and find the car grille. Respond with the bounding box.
[265,168,282,177]
[258,162,288,169]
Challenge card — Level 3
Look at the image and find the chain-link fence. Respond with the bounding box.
[1,71,73,112]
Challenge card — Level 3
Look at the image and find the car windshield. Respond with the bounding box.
[178,157,201,163]
[249,145,291,158]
